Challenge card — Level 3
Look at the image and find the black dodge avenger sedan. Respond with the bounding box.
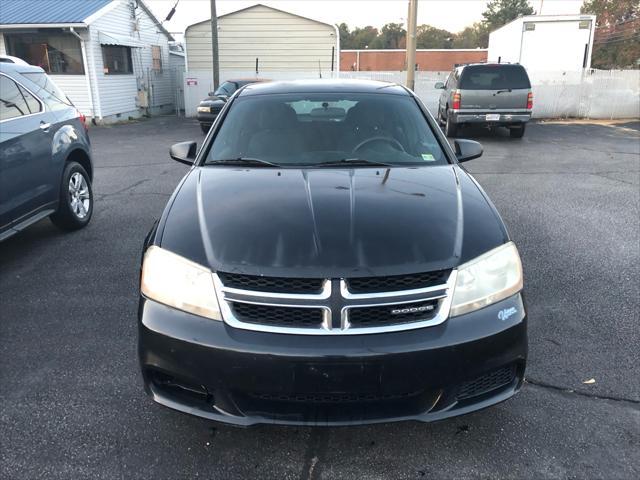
[139,79,526,426]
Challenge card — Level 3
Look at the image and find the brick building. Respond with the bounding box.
[341,49,488,71]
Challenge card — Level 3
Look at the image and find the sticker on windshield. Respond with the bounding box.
[421,153,435,161]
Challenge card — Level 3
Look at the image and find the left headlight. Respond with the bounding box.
[140,246,222,320]
[197,106,211,113]
[450,242,523,317]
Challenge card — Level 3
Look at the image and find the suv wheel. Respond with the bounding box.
[444,110,458,137]
[50,161,93,231]
[509,124,526,138]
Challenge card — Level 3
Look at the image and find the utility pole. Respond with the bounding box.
[210,0,220,90]
[405,0,418,91]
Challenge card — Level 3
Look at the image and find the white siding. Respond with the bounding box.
[52,75,93,115]
[0,34,6,55]
[87,0,174,120]
[169,52,185,71]
[186,5,337,72]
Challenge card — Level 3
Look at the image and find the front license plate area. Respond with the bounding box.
[486,114,501,121]
[294,363,381,394]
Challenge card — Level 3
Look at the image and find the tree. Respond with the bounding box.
[416,25,453,49]
[582,0,639,26]
[582,0,640,68]
[482,0,534,31]
[351,26,379,49]
[453,22,490,49]
[371,23,406,49]
[336,23,353,49]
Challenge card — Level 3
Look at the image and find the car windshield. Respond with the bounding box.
[459,65,531,90]
[205,92,448,167]
[213,81,237,96]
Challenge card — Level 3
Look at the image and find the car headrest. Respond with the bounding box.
[257,102,298,129]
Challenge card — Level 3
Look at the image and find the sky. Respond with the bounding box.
[146,0,585,40]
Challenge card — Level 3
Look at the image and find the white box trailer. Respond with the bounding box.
[488,15,596,71]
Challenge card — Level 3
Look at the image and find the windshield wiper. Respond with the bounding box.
[208,157,280,167]
[314,158,393,167]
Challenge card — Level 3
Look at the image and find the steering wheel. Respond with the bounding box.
[352,136,405,154]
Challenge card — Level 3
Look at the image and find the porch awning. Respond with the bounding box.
[98,31,144,48]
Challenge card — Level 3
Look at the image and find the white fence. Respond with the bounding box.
[183,69,640,120]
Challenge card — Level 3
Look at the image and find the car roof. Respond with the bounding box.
[226,78,268,83]
[0,62,45,75]
[238,79,410,97]
[461,63,525,69]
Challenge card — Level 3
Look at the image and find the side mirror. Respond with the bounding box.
[454,139,483,162]
[434,82,445,89]
[208,91,215,97]
[170,141,198,165]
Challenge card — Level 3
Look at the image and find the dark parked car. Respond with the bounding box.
[435,63,533,138]
[139,79,526,426]
[196,79,266,133]
[0,63,93,241]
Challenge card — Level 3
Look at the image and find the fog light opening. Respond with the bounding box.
[149,370,212,404]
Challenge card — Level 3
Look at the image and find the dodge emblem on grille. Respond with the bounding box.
[390,304,435,315]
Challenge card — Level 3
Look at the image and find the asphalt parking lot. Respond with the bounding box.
[1,117,638,479]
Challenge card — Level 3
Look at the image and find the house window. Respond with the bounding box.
[102,46,133,75]
[5,32,85,75]
[151,45,162,72]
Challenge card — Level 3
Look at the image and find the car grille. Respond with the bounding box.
[348,299,439,327]
[457,366,516,401]
[213,270,455,335]
[217,272,324,294]
[346,270,450,293]
[248,389,424,404]
[232,303,324,328]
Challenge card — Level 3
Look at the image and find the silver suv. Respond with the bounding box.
[435,63,533,138]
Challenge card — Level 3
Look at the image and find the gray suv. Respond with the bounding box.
[1,62,93,241]
[435,63,533,138]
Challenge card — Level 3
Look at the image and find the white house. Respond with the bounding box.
[185,4,339,73]
[488,14,596,71]
[0,0,184,123]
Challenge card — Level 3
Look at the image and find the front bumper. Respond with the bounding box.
[139,294,527,426]
[451,110,531,125]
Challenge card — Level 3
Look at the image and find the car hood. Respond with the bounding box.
[159,165,507,278]
[200,98,225,107]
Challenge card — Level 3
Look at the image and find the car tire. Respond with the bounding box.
[200,123,210,134]
[444,111,458,137]
[50,161,93,231]
[509,124,526,138]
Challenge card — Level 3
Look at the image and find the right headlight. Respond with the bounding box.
[450,242,523,317]
[140,246,222,321]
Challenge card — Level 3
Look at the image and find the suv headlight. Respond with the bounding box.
[141,246,222,320]
[197,106,211,113]
[450,242,523,317]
